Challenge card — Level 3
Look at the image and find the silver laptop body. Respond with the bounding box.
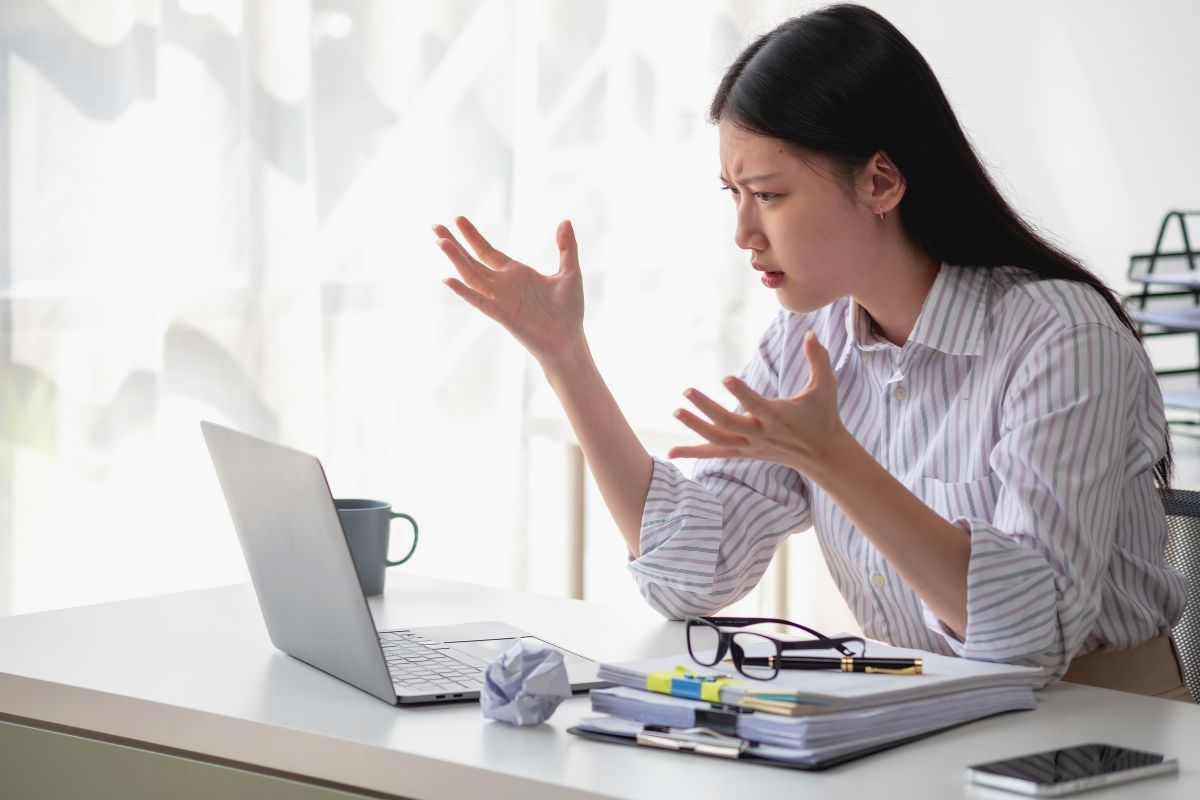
[201,421,604,705]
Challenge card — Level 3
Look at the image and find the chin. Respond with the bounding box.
[776,292,830,314]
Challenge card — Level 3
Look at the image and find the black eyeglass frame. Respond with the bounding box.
[685,616,867,681]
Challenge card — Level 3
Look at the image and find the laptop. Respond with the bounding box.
[200,421,605,705]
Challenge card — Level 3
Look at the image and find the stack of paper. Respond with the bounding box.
[597,641,1044,714]
[573,640,1043,768]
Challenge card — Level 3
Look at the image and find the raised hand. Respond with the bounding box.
[667,332,849,475]
[434,216,584,368]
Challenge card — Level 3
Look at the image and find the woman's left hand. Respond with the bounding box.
[667,331,848,474]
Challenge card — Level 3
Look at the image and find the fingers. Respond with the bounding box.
[672,408,751,448]
[667,444,745,460]
[433,224,494,292]
[455,216,513,269]
[436,236,493,293]
[556,219,580,276]
[801,331,834,392]
[682,388,760,431]
[720,376,768,413]
[441,277,500,321]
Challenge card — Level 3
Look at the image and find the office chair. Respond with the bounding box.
[1161,488,1200,703]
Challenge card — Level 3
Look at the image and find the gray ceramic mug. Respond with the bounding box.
[335,499,419,595]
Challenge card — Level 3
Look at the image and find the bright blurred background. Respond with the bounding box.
[1,0,1198,634]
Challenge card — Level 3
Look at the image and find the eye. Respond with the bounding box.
[721,184,740,198]
[753,192,778,203]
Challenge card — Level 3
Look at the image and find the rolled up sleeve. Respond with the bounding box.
[920,323,1146,678]
[628,310,813,619]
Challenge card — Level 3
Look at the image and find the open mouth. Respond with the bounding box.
[760,271,785,289]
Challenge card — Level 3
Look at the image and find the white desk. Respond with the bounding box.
[1,575,1198,799]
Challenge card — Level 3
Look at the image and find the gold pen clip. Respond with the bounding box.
[843,657,923,675]
[863,665,922,675]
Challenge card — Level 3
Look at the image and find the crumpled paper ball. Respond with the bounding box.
[480,639,572,726]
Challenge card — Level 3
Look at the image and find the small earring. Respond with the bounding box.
[876,209,885,221]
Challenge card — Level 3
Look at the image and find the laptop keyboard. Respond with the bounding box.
[378,631,486,694]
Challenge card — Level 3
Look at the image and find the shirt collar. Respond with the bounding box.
[835,299,880,372]
[907,264,989,357]
[835,263,988,370]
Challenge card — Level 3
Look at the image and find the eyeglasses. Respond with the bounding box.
[685,616,867,681]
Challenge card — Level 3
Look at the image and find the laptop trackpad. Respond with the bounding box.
[445,636,591,668]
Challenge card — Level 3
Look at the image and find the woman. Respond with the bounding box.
[433,4,1188,695]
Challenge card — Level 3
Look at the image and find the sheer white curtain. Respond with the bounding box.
[0,0,789,618]
[2,0,331,614]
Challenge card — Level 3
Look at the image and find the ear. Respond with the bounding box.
[856,151,906,215]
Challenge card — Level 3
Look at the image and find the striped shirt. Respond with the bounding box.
[629,263,1188,680]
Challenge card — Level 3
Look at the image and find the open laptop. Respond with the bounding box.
[200,421,605,705]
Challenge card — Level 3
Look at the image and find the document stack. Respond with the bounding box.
[570,640,1044,769]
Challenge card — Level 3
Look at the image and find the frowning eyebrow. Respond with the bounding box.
[719,171,784,186]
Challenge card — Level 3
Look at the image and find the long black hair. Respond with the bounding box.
[710,3,1172,488]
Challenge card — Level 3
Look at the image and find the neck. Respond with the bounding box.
[854,232,941,347]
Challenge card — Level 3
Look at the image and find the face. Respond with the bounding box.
[718,118,881,312]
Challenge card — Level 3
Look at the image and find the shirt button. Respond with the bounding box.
[893,386,907,401]
[862,352,871,363]
[871,573,886,588]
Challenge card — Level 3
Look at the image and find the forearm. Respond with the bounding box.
[807,432,970,638]
[542,338,654,557]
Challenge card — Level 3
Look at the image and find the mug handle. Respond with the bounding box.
[386,512,419,566]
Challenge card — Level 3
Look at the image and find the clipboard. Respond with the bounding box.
[566,718,945,771]
[561,710,1022,772]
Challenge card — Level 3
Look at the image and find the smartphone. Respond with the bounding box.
[966,743,1178,797]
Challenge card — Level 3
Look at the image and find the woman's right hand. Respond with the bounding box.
[433,216,585,369]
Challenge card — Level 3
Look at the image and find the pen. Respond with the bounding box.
[727,656,923,675]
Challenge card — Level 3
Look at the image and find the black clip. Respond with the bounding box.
[695,703,751,738]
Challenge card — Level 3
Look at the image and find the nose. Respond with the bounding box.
[733,199,767,252]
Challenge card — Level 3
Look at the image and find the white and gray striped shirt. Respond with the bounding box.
[629,263,1188,679]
